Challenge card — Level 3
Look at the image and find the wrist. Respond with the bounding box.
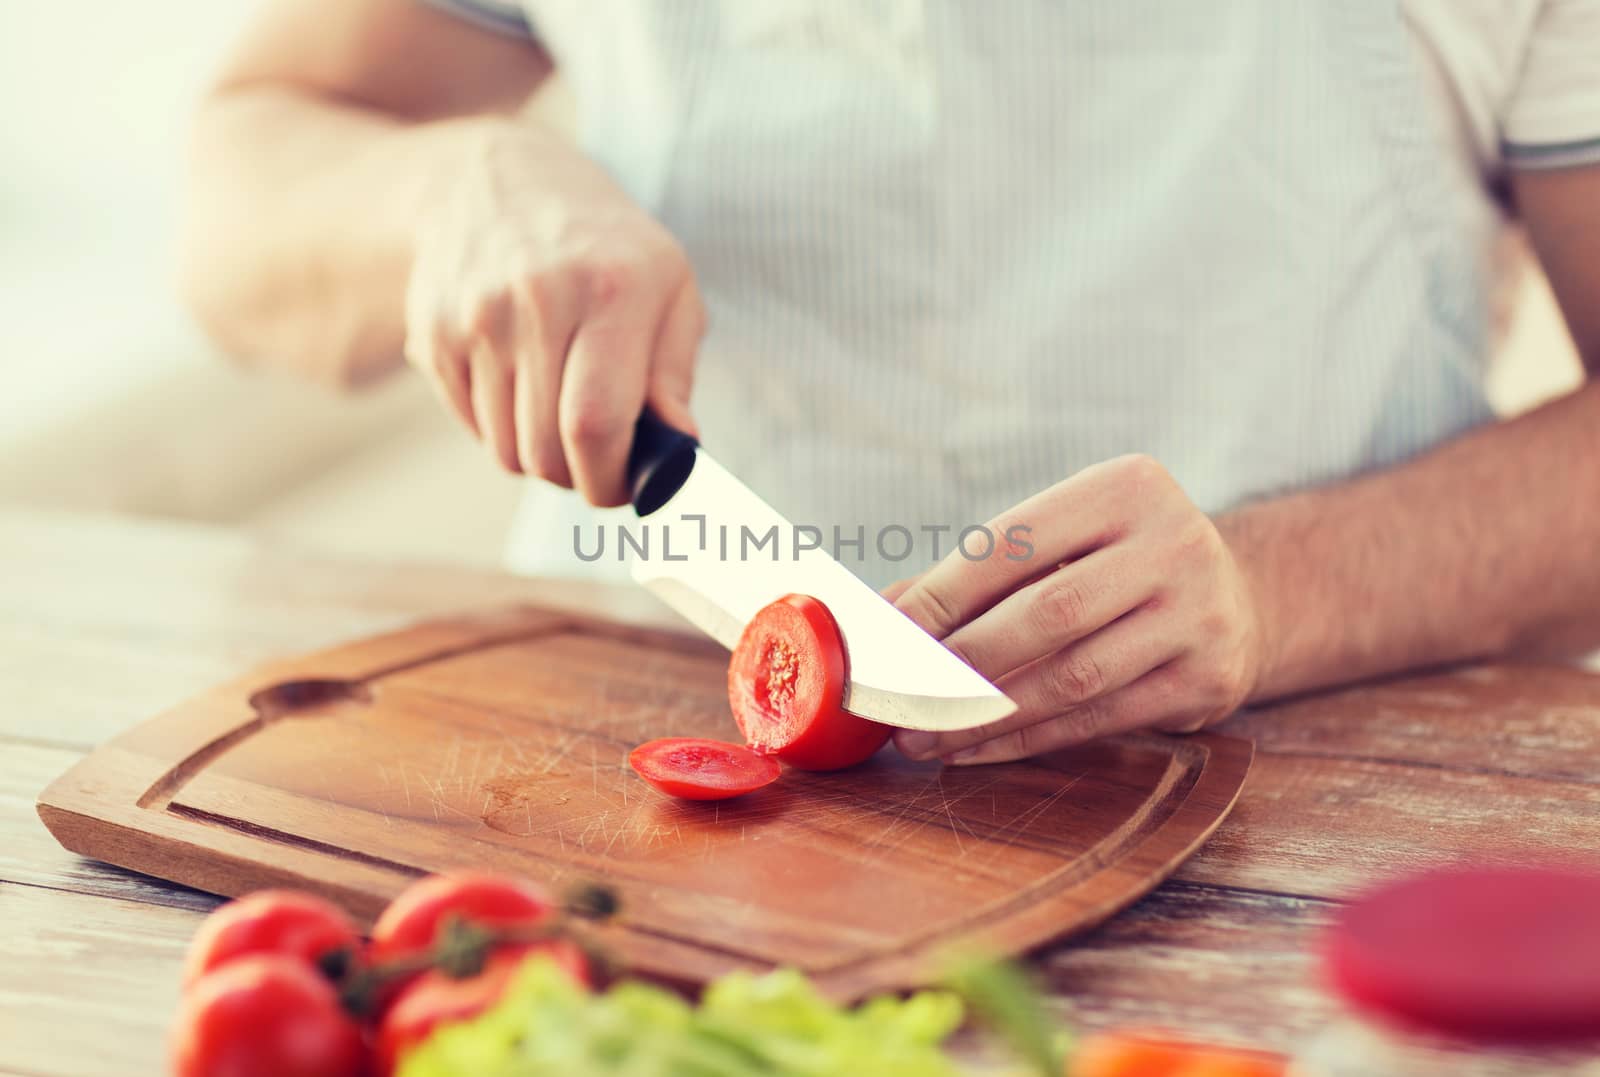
[1216,505,1288,704]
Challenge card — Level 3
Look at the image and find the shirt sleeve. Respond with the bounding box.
[1502,0,1600,169]
[418,0,534,39]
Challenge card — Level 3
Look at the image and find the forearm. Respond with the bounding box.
[182,87,504,388]
[1222,380,1600,701]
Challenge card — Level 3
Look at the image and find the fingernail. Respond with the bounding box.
[897,732,936,759]
[947,747,981,765]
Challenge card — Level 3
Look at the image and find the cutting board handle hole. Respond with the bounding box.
[249,678,372,719]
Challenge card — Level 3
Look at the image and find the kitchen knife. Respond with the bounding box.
[625,410,1016,733]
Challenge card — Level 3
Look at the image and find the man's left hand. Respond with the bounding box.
[891,454,1267,765]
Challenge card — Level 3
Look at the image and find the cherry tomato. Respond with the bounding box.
[184,890,359,987]
[375,941,591,1075]
[628,737,782,800]
[728,593,889,770]
[369,873,552,967]
[171,954,367,1077]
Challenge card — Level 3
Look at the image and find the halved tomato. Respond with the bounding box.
[727,594,889,770]
[628,737,781,800]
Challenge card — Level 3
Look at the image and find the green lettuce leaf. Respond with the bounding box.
[397,957,969,1077]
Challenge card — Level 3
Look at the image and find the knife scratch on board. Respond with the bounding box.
[935,774,966,856]
[979,777,1082,870]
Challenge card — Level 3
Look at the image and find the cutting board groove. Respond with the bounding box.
[39,606,1252,999]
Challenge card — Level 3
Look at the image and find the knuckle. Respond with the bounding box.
[992,513,1036,564]
[1116,452,1168,491]
[1174,516,1223,565]
[465,291,511,340]
[424,342,462,379]
[912,585,964,638]
[941,636,976,670]
[1197,607,1231,640]
[648,238,691,280]
[1045,705,1104,749]
[490,441,522,475]
[522,271,563,319]
[1035,576,1093,637]
[578,257,639,307]
[527,444,570,486]
[1045,650,1106,705]
[560,399,626,447]
[1013,724,1051,760]
[1194,667,1231,706]
[1193,658,1244,709]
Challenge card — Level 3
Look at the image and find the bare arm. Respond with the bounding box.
[1226,164,1600,698]
[181,0,550,387]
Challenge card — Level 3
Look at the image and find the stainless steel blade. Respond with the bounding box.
[629,451,1016,733]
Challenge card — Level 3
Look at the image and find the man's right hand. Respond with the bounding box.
[405,122,706,505]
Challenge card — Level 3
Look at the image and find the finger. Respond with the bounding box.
[469,341,519,473]
[945,667,1190,766]
[407,329,477,436]
[896,607,1184,760]
[403,251,478,436]
[512,282,578,486]
[880,574,924,603]
[1156,711,1213,734]
[895,454,1173,639]
[940,543,1152,683]
[559,277,660,506]
[646,281,705,438]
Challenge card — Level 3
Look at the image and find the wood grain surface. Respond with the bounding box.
[37,606,1252,1001]
[5,508,1600,1076]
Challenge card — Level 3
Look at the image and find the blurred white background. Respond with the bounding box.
[0,3,1584,572]
[0,0,524,566]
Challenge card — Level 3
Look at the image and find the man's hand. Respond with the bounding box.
[891,455,1266,765]
[406,122,706,504]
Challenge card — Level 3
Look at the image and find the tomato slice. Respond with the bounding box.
[629,737,781,800]
[727,593,890,771]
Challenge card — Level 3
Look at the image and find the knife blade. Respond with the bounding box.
[625,411,1016,733]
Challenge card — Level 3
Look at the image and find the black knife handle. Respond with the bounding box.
[627,408,698,517]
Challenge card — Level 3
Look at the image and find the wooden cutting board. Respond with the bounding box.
[38,606,1252,1000]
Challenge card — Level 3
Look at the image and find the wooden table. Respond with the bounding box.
[3,506,1598,1076]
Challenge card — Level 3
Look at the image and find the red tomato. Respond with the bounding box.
[628,737,782,800]
[171,955,367,1077]
[184,890,359,987]
[728,593,889,770]
[375,942,591,1075]
[368,873,553,967]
